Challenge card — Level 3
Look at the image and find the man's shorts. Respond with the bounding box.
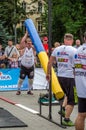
[58,77,75,105]
[78,97,86,113]
[20,65,34,79]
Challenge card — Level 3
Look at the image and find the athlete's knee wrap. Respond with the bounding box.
[18,78,24,86]
[28,79,33,86]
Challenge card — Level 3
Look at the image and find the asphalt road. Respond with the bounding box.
[0,90,85,130]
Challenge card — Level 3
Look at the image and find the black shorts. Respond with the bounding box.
[58,77,75,105]
[78,97,86,113]
[20,65,34,79]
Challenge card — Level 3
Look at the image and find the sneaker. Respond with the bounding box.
[27,91,33,95]
[58,109,65,117]
[16,91,21,95]
[62,119,74,126]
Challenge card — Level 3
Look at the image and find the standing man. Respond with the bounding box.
[16,31,36,95]
[0,43,6,68]
[46,33,76,126]
[42,36,49,55]
[74,32,86,130]
[3,39,20,67]
[74,39,81,49]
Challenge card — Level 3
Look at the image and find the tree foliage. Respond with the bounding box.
[41,0,86,44]
[56,0,86,42]
[0,0,86,46]
[0,21,12,46]
[0,0,26,45]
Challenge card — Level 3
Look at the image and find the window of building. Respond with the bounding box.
[38,1,42,13]
[22,0,26,11]
[37,21,42,32]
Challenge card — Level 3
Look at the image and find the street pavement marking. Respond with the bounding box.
[16,104,39,114]
[0,96,39,114]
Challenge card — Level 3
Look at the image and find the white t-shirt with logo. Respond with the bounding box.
[52,45,76,78]
[74,43,86,98]
[21,47,34,68]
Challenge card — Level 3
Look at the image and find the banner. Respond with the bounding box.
[0,68,47,91]
[33,68,48,90]
[0,68,28,91]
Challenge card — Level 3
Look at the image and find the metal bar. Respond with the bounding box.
[38,114,66,129]
[14,0,17,44]
[48,0,52,120]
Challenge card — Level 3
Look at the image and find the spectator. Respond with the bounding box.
[46,33,76,126]
[0,44,6,68]
[9,53,19,68]
[74,32,86,130]
[16,31,36,95]
[52,42,60,51]
[74,39,81,49]
[42,36,49,55]
[15,43,24,67]
[3,39,20,68]
[15,43,20,50]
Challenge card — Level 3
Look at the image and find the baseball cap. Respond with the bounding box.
[43,37,48,41]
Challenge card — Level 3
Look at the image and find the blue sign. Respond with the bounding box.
[0,68,28,91]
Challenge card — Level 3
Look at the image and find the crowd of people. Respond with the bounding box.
[0,33,81,70]
[0,31,86,130]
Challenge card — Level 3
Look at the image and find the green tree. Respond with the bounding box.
[57,0,86,42]
[0,0,26,45]
[40,0,86,44]
[0,21,12,47]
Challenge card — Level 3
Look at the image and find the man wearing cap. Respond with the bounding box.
[74,32,86,130]
[46,33,77,126]
[42,36,49,55]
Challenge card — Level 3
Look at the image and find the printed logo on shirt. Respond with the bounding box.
[75,71,86,77]
[25,54,32,58]
[75,54,86,60]
[57,52,68,56]
[75,64,86,69]
[58,58,68,62]
[58,63,68,68]
[75,54,77,59]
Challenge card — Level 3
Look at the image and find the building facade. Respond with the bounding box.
[20,0,45,36]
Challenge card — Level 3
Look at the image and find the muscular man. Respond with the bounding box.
[46,33,76,126]
[16,32,36,95]
[74,32,86,130]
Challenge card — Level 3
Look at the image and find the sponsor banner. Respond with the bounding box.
[0,68,28,91]
[0,68,47,91]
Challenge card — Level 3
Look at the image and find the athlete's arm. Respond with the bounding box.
[46,56,56,81]
[20,31,28,49]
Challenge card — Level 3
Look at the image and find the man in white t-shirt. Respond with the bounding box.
[16,32,36,95]
[74,32,86,130]
[46,33,76,126]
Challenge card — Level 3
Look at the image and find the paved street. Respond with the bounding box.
[0,90,85,130]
